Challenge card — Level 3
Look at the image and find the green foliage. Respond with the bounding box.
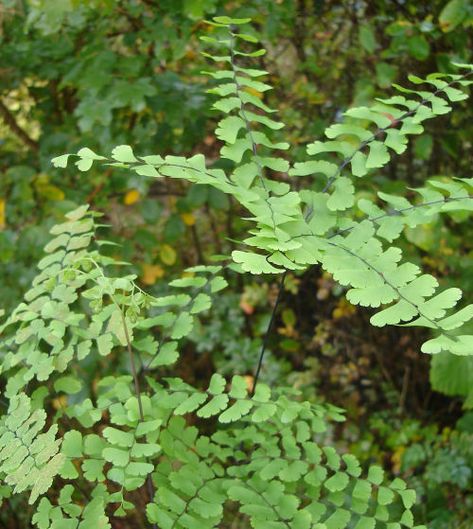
[361,411,473,529]
[0,210,423,527]
[2,1,472,324]
[430,352,473,407]
[1,10,473,529]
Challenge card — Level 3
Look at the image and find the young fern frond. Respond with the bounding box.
[337,177,473,241]
[204,18,288,185]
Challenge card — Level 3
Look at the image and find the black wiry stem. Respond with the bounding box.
[250,270,287,396]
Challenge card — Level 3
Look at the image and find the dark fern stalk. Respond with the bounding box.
[227,24,280,394]
[250,270,287,396]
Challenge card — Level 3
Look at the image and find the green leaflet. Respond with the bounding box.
[430,352,473,406]
[0,394,65,504]
[219,400,253,423]
[327,177,355,211]
[232,250,283,274]
[33,490,111,529]
[215,115,246,144]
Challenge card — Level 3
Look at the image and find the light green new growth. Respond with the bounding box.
[1,14,471,529]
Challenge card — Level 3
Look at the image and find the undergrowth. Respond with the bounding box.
[1,16,473,529]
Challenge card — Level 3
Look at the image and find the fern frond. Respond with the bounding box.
[50,17,473,357]
[33,486,110,528]
[316,227,473,354]
[334,177,473,242]
[291,68,473,215]
[144,391,423,529]
[61,394,161,499]
[21,16,473,529]
[0,206,99,394]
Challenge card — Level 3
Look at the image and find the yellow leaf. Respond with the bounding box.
[38,184,65,201]
[0,199,5,230]
[124,189,141,205]
[52,395,68,410]
[244,86,263,99]
[49,186,65,200]
[141,264,165,285]
[160,244,177,266]
[181,212,196,226]
[391,446,405,474]
[244,375,255,392]
[34,174,65,201]
[332,299,356,320]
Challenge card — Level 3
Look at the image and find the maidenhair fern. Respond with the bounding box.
[53,17,473,355]
[1,14,472,529]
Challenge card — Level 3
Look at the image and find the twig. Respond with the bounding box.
[0,98,39,151]
[190,224,205,264]
[399,366,410,413]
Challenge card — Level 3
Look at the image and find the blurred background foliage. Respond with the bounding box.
[1,0,473,527]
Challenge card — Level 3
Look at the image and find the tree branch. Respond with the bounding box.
[0,98,39,151]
